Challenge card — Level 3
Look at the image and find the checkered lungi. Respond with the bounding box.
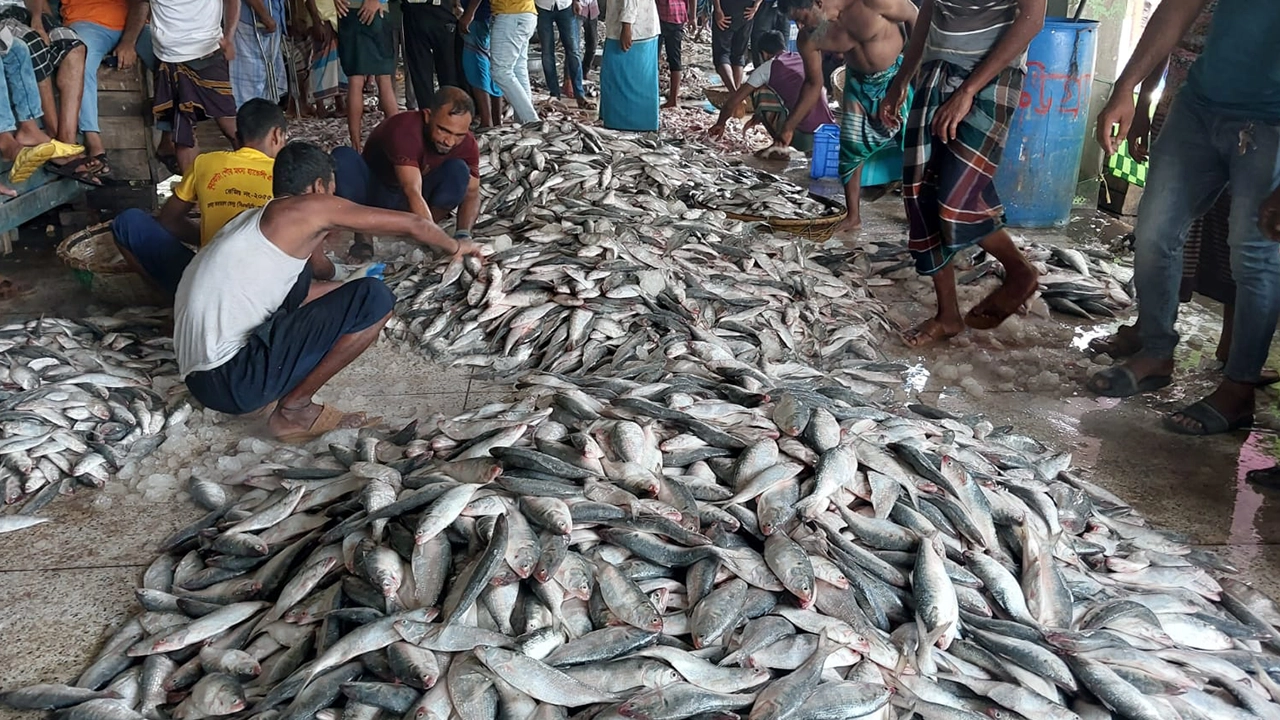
[903,60,1023,276]
[0,8,82,82]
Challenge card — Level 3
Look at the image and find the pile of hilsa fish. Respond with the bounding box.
[387,121,886,380]
[472,120,841,222]
[8,367,1280,720]
[0,312,187,526]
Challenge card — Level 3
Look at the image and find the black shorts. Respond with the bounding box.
[660,21,682,71]
[338,11,395,77]
[185,271,395,415]
[711,9,749,67]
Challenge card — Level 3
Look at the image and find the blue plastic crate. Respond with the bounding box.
[808,124,905,186]
[809,124,840,179]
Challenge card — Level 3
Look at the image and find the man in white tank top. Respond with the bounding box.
[174,141,482,442]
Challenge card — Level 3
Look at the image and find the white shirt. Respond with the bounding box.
[605,0,658,40]
[175,204,308,377]
[535,0,572,10]
[150,0,225,63]
[746,57,775,88]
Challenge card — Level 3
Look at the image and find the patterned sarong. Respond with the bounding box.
[749,86,813,153]
[903,60,1023,275]
[462,17,502,97]
[153,52,237,148]
[230,17,286,106]
[600,35,659,132]
[310,32,347,100]
[839,56,907,185]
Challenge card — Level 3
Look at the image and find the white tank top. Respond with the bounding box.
[174,203,308,378]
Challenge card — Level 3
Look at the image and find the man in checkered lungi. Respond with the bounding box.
[0,3,89,168]
[879,0,1044,347]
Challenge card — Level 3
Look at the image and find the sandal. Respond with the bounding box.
[1163,399,1254,436]
[275,404,376,443]
[1086,366,1172,398]
[46,156,104,186]
[93,153,113,179]
[10,140,84,183]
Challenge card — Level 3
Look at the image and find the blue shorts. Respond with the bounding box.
[111,208,195,297]
[332,146,471,212]
[184,271,395,414]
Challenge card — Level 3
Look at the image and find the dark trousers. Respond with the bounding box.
[185,270,395,415]
[332,146,471,212]
[112,209,195,297]
[537,5,583,99]
[581,15,598,72]
[749,2,788,67]
[402,3,460,109]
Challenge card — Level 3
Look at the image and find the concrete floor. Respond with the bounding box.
[3,193,1280,714]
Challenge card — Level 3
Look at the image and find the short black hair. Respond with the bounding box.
[273,141,334,196]
[430,86,476,118]
[236,98,287,145]
[777,0,815,14]
[759,30,787,56]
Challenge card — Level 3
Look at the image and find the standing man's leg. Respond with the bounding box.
[711,20,734,90]
[513,14,535,111]
[730,24,746,89]
[556,6,585,105]
[490,13,538,123]
[537,6,559,98]
[67,21,122,170]
[401,3,437,108]
[1164,120,1280,433]
[660,22,681,108]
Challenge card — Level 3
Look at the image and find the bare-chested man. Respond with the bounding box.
[780,0,915,233]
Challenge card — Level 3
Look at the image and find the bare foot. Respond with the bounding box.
[14,124,51,147]
[901,317,964,348]
[965,264,1039,330]
[662,99,679,109]
[833,216,862,235]
[0,183,16,198]
[1088,322,1142,357]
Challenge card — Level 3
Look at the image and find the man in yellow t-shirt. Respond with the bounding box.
[112,99,286,296]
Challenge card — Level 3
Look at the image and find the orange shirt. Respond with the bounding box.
[61,0,129,31]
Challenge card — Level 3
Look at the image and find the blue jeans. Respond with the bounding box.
[0,42,43,132]
[537,5,582,100]
[490,12,538,123]
[69,20,121,134]
[112,208,195,296]
[332,146,471,211]
[1134,95,1280,384]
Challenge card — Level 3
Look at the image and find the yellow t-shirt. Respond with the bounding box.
[491,0,536,15]
[172,148,276,246]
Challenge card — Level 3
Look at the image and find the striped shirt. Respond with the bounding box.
[922,0,1026,71]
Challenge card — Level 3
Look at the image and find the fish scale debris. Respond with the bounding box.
[3,123,1278,720]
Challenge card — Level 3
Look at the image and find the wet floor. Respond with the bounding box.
[3,186,1280,710]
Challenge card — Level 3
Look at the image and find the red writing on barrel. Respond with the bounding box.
[1020,61,1093,118]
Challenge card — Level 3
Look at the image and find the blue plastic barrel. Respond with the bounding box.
[993,17,1099,228]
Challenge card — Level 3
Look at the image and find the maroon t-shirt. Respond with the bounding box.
[362,110,481,187]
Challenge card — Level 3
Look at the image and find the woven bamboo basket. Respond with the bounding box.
[703,193,848,243]
[56,223,169,307]
[704,87,754,119]
[830,66,845,107]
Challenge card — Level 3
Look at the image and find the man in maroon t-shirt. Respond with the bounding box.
[333,86,482,258]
